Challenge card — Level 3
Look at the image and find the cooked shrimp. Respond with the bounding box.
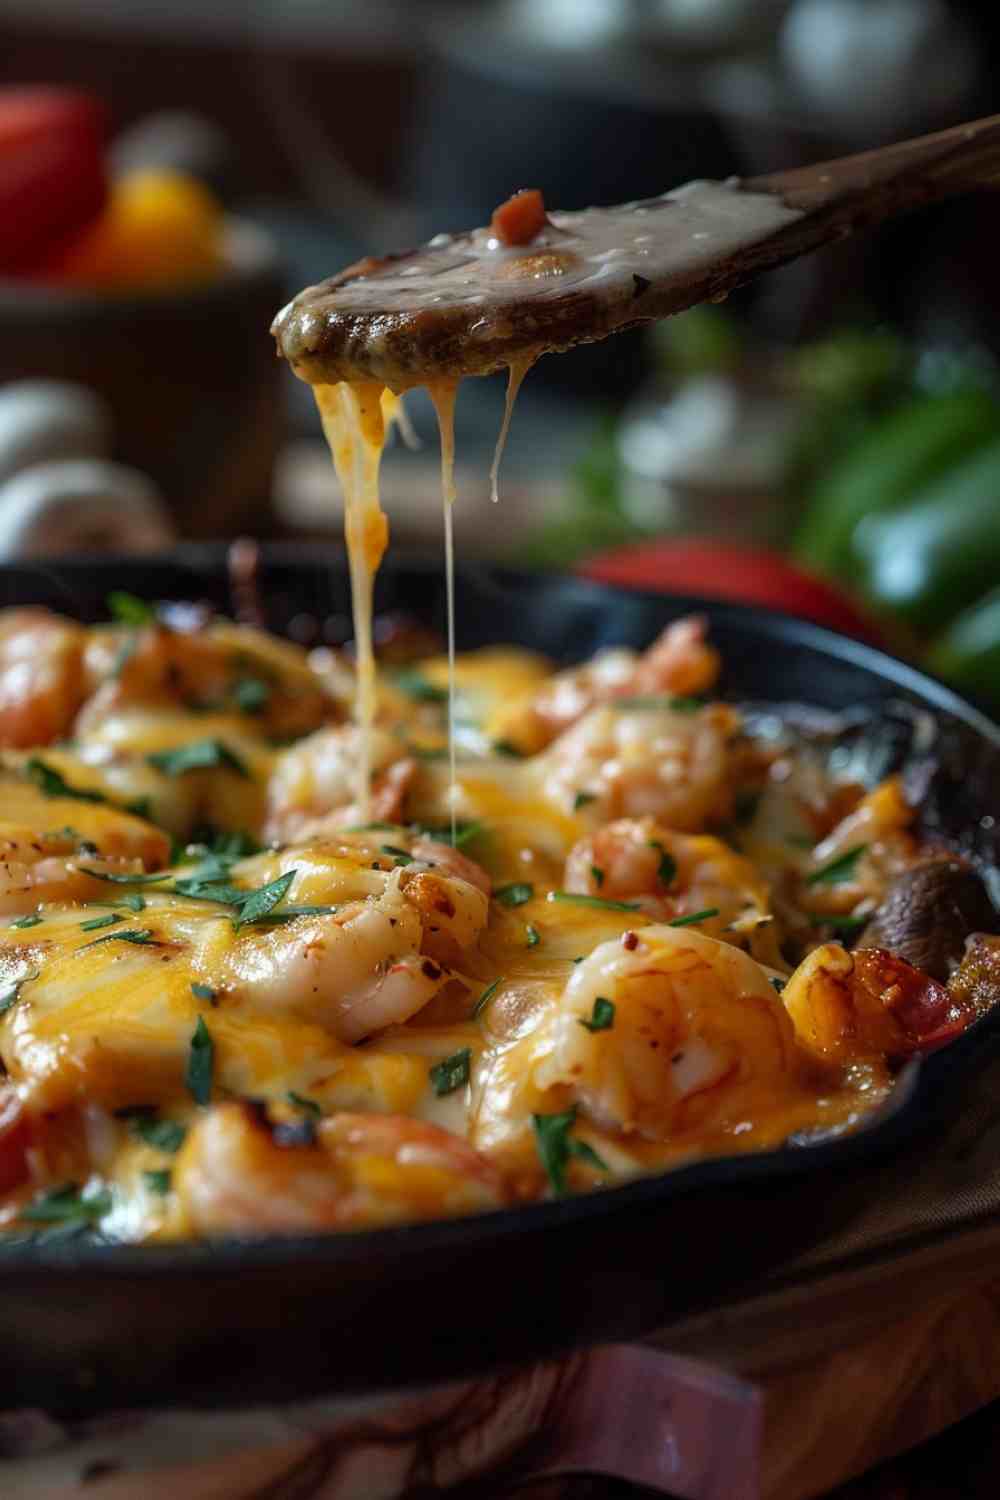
[216,844,489,1041]
[177,1102,507,1235]
[0,609,86,748]
[474,925,804,1175]
[563,817,771,947]
[492,615,721,753]
[78,619,333,739]
[264,724,414,843]
[542,701,739,830]
[782,942,980,1062]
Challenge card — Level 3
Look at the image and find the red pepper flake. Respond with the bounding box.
[490,189,546,246]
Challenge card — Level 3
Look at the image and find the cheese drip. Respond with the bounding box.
[427,380,461,838]
[314,381,389,818]
[489,357,535,505]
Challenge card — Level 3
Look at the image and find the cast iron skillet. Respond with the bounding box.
[0,546,998,1417]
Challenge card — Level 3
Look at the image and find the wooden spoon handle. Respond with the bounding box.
[746,112,1000,222]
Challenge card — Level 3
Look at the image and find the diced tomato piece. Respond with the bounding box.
[852,948,973,1055]
[0,87,106,158]
[0,131,108,275]
[490,188,547,247]
[0,1088,31,1195]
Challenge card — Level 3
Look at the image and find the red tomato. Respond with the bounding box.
[581,539,885,645]
[0,1088,31,1195]
[0,87,108,275]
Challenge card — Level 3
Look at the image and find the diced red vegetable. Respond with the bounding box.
[853,948,973,1054]
[490,189,547,247]
[0,1088,31,1195]
[582,540,886,646]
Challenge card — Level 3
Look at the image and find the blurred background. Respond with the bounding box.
[2,0,1000,708]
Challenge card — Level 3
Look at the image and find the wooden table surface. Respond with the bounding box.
[469,1392,1000,1499]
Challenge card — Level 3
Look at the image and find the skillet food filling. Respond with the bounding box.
[0,601,996,1242]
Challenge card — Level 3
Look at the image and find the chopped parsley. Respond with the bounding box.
[380,844,414,867]
[143,1169,172,1196]
[526,924,541,948]
[429,1048,472,1096]
[10,913,41,929]
[233,677,270,715]
[232,870,296,930]
[573,791,597,812]
[190,982,217,1003]
[649,841,677,888]
[132,1113,186,1154]
[107,590,156,626]
[548,891,640,913]
[590,865,605,888]
[579,997,615,1033]
[495,882,533,907]
[492,738,526,758]
[615,695,704,713]
[532,1107,609,1196]
[79,868,172,886]
[396,669,448,704]
[473,977,502,1019]
[668,908,720,928]
[80,927,156,950]
[186,1015,214,1105]
[287,1091,322,1117]
[20,1182,112,1225]
[147,739,249,779]
[771,977,787,993]
[114,892,147,913]
[0,975,31,1016]
[806,844,869,887]
[123,797,153,821]
[27,757,106,803]
[79,913,123,932]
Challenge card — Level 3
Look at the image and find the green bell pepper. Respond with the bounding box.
[927,587,1000,709]
[853,436,1000,637]
[794,389,1000,575]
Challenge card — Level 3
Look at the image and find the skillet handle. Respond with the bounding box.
[515,1343,762,1498]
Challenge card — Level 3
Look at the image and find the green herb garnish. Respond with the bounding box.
[429,1048,472,1097]
[590,865,605,888]
[548,891,640,913]
[186,1015,214,1105]
[396,670,448,704]
[806,844,868,886]
[79,913,123,932]
[492,738,526,758]
[380,845,414,866]
[27,758,106,803]
[532,1107,609,1196]
[579,997,615,1033]
[668,908,720,928]
[573,791,597,812]
[107,591,156,626]
[495,882,533,907]
[20,1182,111,1225]
[147,739,249,779]
[132,1114,186,1154]
[771,977,786,993]
[288,1091,322,1118]
[114,892,147,913]
[526,924,540,948]
[123,797,153,821]
[649,842,677,887]
[614,695,704,713]
[234,678,270,715]
[78,868,172,886]
[10,913,41,929]
[190,982,217,1003]
[232,870,296,930]
[80,928,156,950]
[143,1169,172,1196]
[0,975,31,1016]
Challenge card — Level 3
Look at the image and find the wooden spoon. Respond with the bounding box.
[273,113,1000,393]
